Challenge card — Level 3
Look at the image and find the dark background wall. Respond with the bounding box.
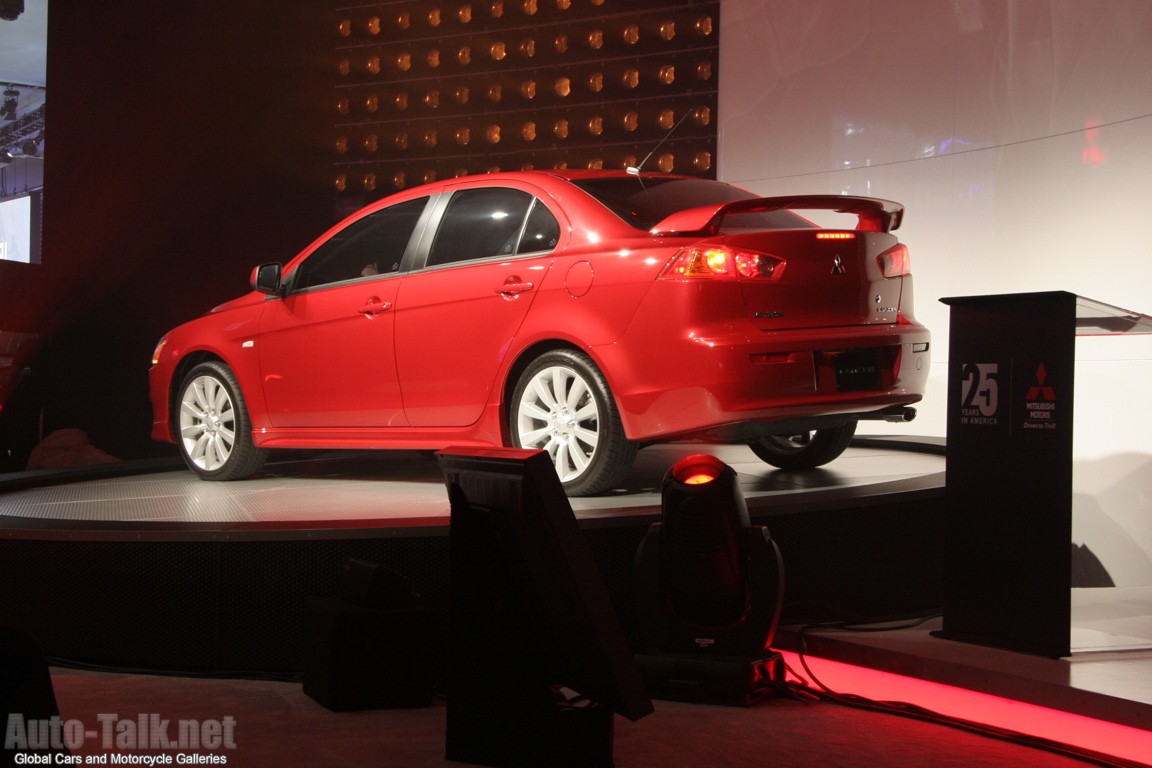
[0,1,723,471]
[0,2,333,469]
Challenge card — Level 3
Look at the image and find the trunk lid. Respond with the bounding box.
[727,229,906,331]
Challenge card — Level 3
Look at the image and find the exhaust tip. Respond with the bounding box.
[881,406,917,423]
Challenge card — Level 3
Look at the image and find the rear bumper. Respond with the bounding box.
[597,322,931,441]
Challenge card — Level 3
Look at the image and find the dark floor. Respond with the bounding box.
[42,661,1149,768]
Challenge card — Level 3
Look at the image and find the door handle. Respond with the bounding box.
[357,297,392,316]
[496,277,534,296]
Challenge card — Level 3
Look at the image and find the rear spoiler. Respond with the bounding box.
[650,195,904,236]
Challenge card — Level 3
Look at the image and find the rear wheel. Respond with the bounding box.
[748,422,857,471]
[510,349,637,496]
[176,361,267,480]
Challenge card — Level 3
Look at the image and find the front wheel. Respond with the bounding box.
[176,361,267,480]
[509,349,637,496]
[748,422,857,471]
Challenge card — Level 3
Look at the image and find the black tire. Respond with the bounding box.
[509,349,637,496]
[175,361,267,480]
[748,422,857,471]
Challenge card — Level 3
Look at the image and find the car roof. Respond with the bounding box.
[409,168,693,190]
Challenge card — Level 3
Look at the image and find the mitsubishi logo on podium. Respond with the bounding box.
[1024,363,1059,431]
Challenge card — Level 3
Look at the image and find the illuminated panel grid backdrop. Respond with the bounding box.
[333,0,719,203]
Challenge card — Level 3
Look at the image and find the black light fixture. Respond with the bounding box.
[0,1,23,22]
[633,453,785,705]
[1,88,18,121]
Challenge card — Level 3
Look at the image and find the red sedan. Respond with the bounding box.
[149,170,930,495]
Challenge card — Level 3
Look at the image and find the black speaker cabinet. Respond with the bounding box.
[2,626,69,763]
[438,448,652,768]
[302,598,440,711]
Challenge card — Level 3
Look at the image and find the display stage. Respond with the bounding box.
[0,438,945,672]
[0,438,945,534]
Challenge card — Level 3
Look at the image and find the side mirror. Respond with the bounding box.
[251,263,284,296]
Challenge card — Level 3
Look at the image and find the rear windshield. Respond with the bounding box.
[570,176,814,232]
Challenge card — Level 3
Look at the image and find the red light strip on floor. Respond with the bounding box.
[780,651,1152,766]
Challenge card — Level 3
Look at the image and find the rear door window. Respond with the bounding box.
[427,187,557,267]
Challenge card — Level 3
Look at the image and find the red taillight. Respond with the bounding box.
[659,245,785,280]
[877,243,911,278]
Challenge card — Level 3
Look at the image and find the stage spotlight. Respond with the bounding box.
[660,454,753,629]
[634,454,785,705]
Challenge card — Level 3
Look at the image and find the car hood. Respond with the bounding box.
[206,291,267,315]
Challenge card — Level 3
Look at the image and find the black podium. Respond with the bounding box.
[939,291,1152,657]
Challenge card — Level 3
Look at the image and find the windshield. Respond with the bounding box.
[570,176,814,231]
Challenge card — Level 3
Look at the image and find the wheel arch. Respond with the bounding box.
[499,339,622,445]
[165,351,229,441]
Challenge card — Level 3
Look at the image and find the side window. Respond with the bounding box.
[293,196,428,290]
[517,200,560,254]
[427,188,535,268]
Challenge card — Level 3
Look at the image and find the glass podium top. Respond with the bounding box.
[1074,296,1152,335]
[941,290,1152,336]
